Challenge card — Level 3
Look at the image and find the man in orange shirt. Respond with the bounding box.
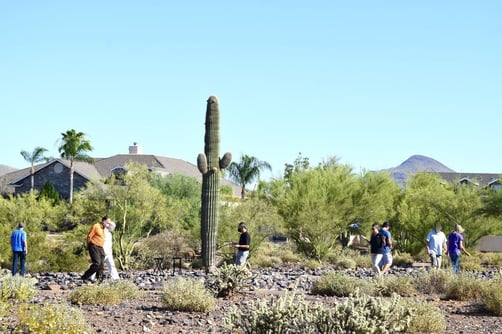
[81,215,110,283]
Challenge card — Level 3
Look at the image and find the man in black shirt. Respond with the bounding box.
[232,222,251,265]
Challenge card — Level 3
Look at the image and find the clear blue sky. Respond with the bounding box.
[1,1,501,180]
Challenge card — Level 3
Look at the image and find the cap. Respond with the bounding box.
[382,221,390,228]
[238,222,247,229]
[18,222,25,228]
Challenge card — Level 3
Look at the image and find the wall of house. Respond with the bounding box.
[14,163,89,200]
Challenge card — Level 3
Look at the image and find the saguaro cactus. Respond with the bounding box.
[197,96,232,272]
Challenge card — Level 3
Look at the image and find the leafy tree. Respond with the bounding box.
[272,157,362,261]
[57,129,94,203]
[20,146,48,190]
[226,154,272,198]
[150,174,201,235]
[38,180,60,205]
[74,163,184,269]
[218,197,285,264]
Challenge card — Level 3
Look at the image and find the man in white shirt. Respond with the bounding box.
[425,223,447,269]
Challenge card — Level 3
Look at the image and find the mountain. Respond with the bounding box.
[383,155,455,185]
[0,164,17,176]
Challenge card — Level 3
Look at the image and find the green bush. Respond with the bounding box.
[223,290,414,334]
[0,274,36,302]
[206,263,252,297]
[162,277,215,312]
[311,271,373,297]
[335,258,357,269]
[404,299,446,333]
[444,272,486,301]
[481,271,502,315]
[16,302,93,334]
[392,252,414,267]
[414,269,454,295]
[375,275,417,297]
[68,279,140,305]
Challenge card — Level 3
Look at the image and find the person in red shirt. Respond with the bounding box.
[81,215,109,283]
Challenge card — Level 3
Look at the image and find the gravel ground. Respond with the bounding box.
[8,267,502,333]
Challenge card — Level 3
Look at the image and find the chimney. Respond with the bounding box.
[129,142,143,154]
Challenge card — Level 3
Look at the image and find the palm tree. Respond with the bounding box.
[57,129,94,203]
[20,146,48,191]
[226,154,272,198]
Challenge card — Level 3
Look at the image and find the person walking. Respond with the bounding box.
[90,220,120,281]
[425,223,447,269]
[447,224,471,273]
[379,221,393,275]
[232,222,250,266]
[81,215,109,283]
[11,222,28,276]
[369,223,385,277]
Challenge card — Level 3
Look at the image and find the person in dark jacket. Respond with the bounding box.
[232,222,251,265]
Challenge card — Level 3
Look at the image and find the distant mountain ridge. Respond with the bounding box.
[383,155,455,184]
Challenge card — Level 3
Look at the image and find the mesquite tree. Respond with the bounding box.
[197,96,232,271]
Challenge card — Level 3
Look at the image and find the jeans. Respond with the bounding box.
[449,252,460,273]
[12,251,26,276]
[235,250,249,266]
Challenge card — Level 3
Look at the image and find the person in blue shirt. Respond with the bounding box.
[11,222,28,276]
[379,221,393,275]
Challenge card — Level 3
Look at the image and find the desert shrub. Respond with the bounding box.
[480,252,502,267]
[392,252,414,267]
[251,242,301,268]
[223,290,414,334]
[303,259,322,270]
[162,277,215,312]
[107,279,142,299]
[68,279,140,305]
[0,299,12,332]
[311,272,373,297]
[375,275,416,297]
[481,270,502,315]
[403,298,446,333]
[335,258,357,269]
[414,269,454,295]
[459,254,484,271]
[15,302,93,334]
[206,263,252,297]
[0,274,36,302]
[327,247,371,268]
[444,272,486,301]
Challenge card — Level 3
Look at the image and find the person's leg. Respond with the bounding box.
[96,248,106,282]
[12,251,19,275]
[450,253,460,273]
[430,251,438,269]
[19,252,26,276]
[381,253,393,275]
[371,254,383,276]
[82,244,100,280]
[106,255,120,280]
[235,250,249,266]
[437,255,442,269]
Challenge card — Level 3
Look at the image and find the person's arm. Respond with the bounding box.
[23,239,27,254]
[460,240,471,256]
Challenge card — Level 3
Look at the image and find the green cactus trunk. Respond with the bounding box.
[198,96,226,272]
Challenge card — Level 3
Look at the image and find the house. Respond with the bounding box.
[436,172,501,191]
[1,143,241,199]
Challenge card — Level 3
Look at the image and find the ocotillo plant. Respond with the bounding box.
[197,96,232,272]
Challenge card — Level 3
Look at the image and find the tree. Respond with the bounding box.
[57,129,94,203]
[20,146,48,191]
[227,154,272,198]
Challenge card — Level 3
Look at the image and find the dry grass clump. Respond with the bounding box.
[68,279,141,305]
[311,271,373,297]
[15,302,93,334]
[162,277,215,312]
[444,272,486,301]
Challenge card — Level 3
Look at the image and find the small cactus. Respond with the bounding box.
[198,96,232,271]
